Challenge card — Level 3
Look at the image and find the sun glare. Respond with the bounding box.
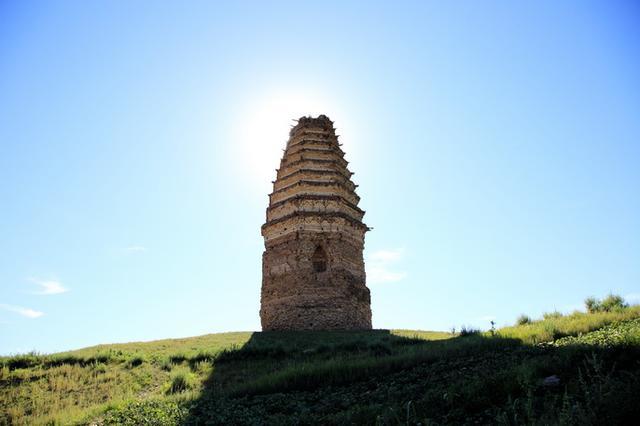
[232,90,355,190]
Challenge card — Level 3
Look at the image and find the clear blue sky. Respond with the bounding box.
[1,1,639,354]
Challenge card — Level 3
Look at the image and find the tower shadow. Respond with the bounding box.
[181,329,431,424]
[180,328,640,425]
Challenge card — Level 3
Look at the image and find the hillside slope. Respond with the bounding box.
[2,308,640,425]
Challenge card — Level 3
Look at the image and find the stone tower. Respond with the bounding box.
[260,115,372,330]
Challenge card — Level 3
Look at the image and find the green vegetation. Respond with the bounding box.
[0,332,255,425]
[499,304,640,344]
[2,297,639,425]
[167,368,197,395]
[585,293,629,313]
[516,314,532,325]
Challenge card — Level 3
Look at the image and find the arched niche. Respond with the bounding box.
[311,246,328,272]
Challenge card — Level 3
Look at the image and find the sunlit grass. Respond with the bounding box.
[498,305,640,344]
[2,304,639,424]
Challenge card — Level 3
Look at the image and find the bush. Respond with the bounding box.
[601,294,628,312]
[585,297,599,313]
[585,294,628,313]
[516,314,532,325]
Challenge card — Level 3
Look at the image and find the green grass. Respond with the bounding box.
[0,333,254,425]
[0,329,450,425]
[2,307,640,425]
[498,305,640,344]
[166,367,197,394]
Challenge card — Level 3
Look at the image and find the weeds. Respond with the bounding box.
[459,326,481,336]
[127,355,145,368]
[542,310,563,320]
[167,368,196,394]
[2,304,639,425]
[499,305,640,344]
[159,358,173,372]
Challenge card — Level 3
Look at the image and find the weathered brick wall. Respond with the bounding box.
[260,115,372,330]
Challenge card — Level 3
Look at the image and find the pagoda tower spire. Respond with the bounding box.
[260,115,372,330]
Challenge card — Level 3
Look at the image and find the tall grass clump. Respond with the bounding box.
[127,355,145,368]
[542,311,563,320]
[159,357,173,372]
[166,367,196,394]
[516,314,532,325]
[459,326,480,337]
[2,351,43,370]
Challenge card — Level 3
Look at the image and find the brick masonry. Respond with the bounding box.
[260,115,372,330]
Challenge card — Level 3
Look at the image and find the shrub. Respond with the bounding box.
[585,297,600,313]
[516,314,532,325]
[585,294,628,313]
[601,294,628,312]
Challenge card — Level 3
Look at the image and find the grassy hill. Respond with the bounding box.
[2,303,640,425]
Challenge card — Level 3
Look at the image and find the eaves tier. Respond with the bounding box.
[261,115,368,246]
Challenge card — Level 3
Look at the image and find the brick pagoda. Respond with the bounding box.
[260,115,372,330]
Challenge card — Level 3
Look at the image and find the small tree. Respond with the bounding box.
[584,294,627,313]
[584,297,600,313]
[600,294,628,312]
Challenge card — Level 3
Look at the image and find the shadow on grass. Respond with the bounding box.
[193,329,424,395]
[181,329,640,425]
[182,330,429,422]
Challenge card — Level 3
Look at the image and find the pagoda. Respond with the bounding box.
[260,115,372,330]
